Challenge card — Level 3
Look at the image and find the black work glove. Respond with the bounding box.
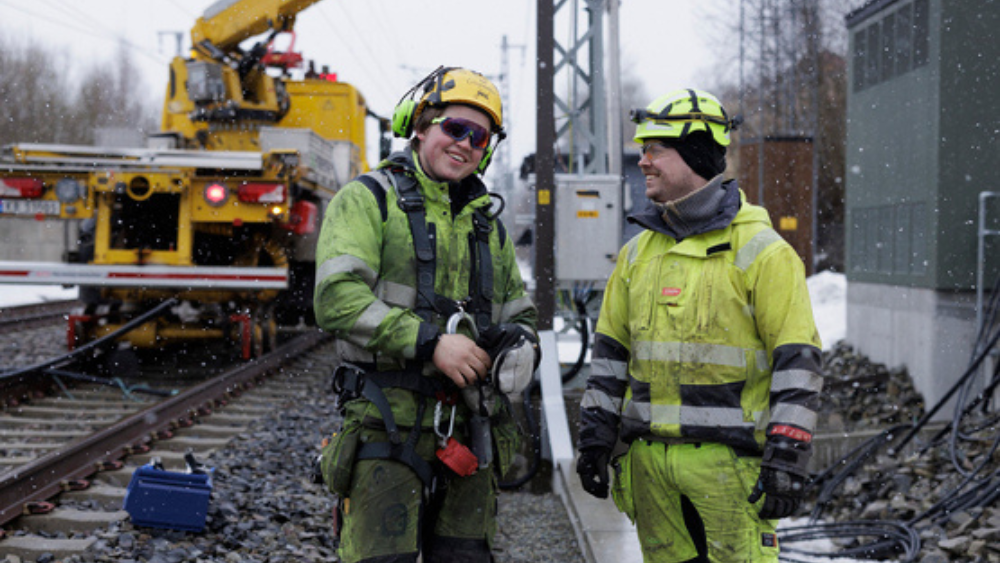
[477,323,536,362]
[748,466,806,519]
[576,447,611,499]
[749,430,812,519]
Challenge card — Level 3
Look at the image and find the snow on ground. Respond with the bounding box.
[0,284,79,308]
[807,269,847,350]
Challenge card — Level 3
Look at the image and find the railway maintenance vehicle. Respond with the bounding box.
[0,0,378,363]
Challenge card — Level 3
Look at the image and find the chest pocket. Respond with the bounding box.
[642,250,738,341]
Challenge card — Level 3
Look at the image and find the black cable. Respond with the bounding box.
[0,298,179,381]
[561,285,592,383]
[893,318,1000,457]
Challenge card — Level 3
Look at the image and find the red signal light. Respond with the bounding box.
[204,183,228,206]
[0,178,44,198]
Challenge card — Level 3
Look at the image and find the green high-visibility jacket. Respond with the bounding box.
[313,151,537,428]
[580,187,823,455]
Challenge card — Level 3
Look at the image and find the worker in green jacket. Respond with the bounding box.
[313,66,538,563]
[576,89,824,562]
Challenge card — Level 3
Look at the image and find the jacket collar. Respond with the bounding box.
[627,178,742,242]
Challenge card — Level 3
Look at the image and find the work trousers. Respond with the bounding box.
[625,441,779,562]
[337,426,496,563]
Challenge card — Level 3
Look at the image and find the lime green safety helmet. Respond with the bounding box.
[631,89,736,147]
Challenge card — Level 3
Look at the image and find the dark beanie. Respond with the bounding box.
[661,131,727,181]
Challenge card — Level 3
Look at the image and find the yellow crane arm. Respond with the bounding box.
[191,0,323,54]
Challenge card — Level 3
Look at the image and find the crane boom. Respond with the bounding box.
[191,0,322,54]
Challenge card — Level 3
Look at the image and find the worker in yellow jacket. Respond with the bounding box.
[576,89,823,562]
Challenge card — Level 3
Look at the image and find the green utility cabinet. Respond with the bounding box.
[845,0,1000,290]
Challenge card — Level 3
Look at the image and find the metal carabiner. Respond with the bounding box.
[446,309,478,340]
[433,400,457,448]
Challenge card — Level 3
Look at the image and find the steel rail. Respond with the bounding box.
[0,329,329,528]
[0,299,78,334]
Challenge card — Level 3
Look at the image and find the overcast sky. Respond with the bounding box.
[0,0,719,173]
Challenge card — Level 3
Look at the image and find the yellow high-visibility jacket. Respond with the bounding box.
[580,186,823,456]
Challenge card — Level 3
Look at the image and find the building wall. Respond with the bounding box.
[847,281,979,420]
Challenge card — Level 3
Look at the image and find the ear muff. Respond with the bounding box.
[391,98,417,138]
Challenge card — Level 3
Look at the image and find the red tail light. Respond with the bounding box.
[204,182,228,206]
[0,178,44,198]
[238,182,286,203]
[280,200,317,235]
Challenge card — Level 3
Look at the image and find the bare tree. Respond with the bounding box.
[0,33,77,145]
[0,31,158,147]
[72,40,158,145]
[697,0,866,272]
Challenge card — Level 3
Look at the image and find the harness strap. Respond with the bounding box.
[469,210,495,335]
[389,169,439,322]
[355,397,436,487]
[336,366,404,444]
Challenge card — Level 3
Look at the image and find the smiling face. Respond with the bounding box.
[415,104,491,183]
[638,141,705,204]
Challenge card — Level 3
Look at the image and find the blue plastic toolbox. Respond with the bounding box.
[123,463,213,532]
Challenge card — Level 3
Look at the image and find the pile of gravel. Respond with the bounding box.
[797,342,1000,562]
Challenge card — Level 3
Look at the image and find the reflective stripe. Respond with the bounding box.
[624,400,768,432]
[771,368,823,393]
[316,254,377,288]
[770,403,817,430]
[633,340,767,369]
[336,339,374,363]
[625,236,640,266]
[353,299,393,346]
[498,294,534,323]
[649,403,753,428]
[581,388,622,414]
[623,399,651,421]
[376,279,416,309]
[591,357,628,381]
[734,228,782,271]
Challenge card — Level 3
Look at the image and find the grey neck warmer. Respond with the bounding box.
[655,174,726,240]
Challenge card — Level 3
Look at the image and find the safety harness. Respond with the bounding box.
[333,155,503,489]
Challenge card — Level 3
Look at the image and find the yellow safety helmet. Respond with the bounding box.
[631,89,735,147]
[392,67,504,138]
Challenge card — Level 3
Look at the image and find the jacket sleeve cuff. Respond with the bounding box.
[415,323,441,361]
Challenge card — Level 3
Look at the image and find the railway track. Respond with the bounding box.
[0,300,78,335]
[0,329,334,561]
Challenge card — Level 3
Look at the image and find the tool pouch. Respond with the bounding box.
[320,419,362,497]
[610,449,636,523]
